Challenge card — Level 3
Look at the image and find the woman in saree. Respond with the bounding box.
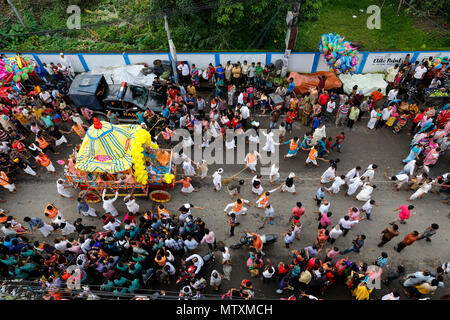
[403,144,423,163]
[190,64,200,88]
[301,102,311,127]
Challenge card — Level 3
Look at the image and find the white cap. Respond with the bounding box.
[217,168,223,174]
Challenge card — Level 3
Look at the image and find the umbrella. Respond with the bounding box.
[75,118,140,173]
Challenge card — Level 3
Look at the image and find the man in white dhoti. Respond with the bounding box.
[245,150,261,173]
[281,172,299,194]
[327,174,346,195]
[102,189,119,216]
[53,215,76,235]
[246,128,260,144]
[346,176,365,196]
[182,156,196,176]
[103,217,121,232]
[262,130,279,153]
[56,178,73,199]
[367,109,379,130]
[345,166,361,184]
[356,183,376,201]
[361,164,377,183]
[24,216,54,238]
[225,138,235,149]
[224,198,250,216]
[251,175,264,195]
[196,160,208,180]
[409,178,433,201]
[124,194,140,214]
[212,168,223,191]
[269,164,280,184]
[320,164,336,184]
[311,124,326,145]
[182,135,194,149]
[77,191,97,217]
[385,169,409,191]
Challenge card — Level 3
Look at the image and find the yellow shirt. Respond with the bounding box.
[187,86,196,97]
[15,113,28,125]
[33,108,43,119]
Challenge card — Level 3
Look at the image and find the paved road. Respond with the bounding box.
[2,111,449,300]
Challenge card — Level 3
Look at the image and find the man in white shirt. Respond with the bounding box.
[325,99,336,122]
[313,200,330,220]
[429,77,441,88]
[54,238,69,252]
[102,189,119,216]
[164,261,176,275]
[241,60,249,85]
[387,88,399,102]
[183,254,204,274]
[329,224,343,244]
[248,62,256,86]
[388,172,409,191]
[177,62,190,85]
[381,106,393,123]
[399,159,417,177]
[411,63,427,87]
[345,166,361,183]
[239,103,250,129]
[338,215,359,236]
[59,53,75,78]
[183,235,198,251]
[39,90,52,105]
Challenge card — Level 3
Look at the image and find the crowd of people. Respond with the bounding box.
[0,52,448,300]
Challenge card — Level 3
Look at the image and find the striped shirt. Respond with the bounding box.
[338,105,350,115]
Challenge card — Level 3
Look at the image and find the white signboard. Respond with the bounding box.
[362,52,413,73]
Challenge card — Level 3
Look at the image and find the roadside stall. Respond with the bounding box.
[65,118,176,203]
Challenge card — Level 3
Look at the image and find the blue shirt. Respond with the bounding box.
[28,217,44,229]
[316,188,325,200]
[312,117,322,129]
[287,82,295,93]
[162,108,170,118]
[304,246,318,257]
[216,67,225,79]
[136,112,145,123]
[376,256,388,267]
[77,194,89,213]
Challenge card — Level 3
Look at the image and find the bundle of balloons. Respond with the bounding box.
[129,129,159,185]
[319,33,360,74]
[431,56,448,70]
[0,54,36,88]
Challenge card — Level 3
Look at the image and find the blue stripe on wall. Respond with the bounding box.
[214,53,220,66]
[77,54,89,72]
[410,52,420,64]
[266,53,272,65]
[123,54,131,65]
[358,52,369,74]
[311,52,320,73]
[32,54,44,69]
